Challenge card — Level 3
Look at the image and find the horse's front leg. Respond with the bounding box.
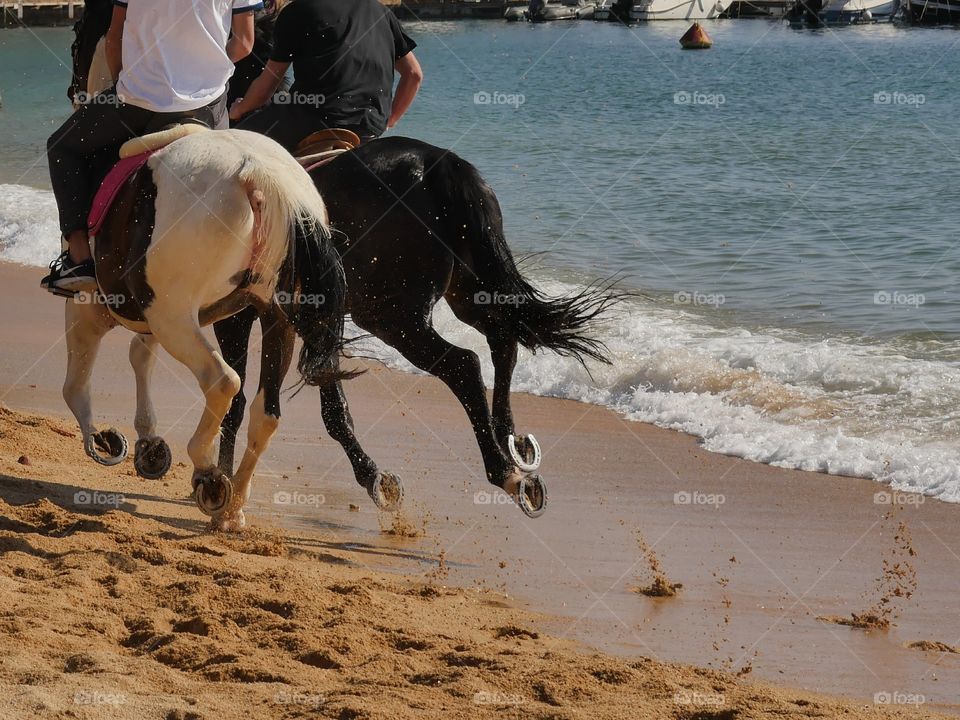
[64,299,128,466]
[214,305,294,531]
[320,373,404,511]
[145,306,241,523]
[128,333,172,479]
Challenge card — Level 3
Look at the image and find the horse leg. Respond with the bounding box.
[320,374,403,511]
[145,308,241,522]
[213,306,257,476]
[128,333,172,479]
[446,290,542,473]
[216,305,295,531]
[361,312,547,517]
[63,299,128,466]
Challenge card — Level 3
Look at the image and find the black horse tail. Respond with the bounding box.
[281,214,356,388]
[436,153,621,366]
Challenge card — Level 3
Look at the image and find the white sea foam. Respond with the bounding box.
[0,184,60,267]
[351,280,960,505]
[3,184,958,503]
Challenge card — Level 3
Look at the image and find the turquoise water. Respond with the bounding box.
[3,20,960,500]
[400,20,960,340]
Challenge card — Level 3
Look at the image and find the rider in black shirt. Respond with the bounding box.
[229,0,422,147]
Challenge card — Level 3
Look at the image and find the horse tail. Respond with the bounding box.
[434,152,621,366]
[284,215,356,387]
[235,133,353,387]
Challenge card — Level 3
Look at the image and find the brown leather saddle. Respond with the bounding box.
[293,128,361,170]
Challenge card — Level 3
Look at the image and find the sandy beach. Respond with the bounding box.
[1,260,958,718]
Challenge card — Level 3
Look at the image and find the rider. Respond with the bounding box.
[228,0,290,112]
[42,0,261,294]
[228,0,423,148]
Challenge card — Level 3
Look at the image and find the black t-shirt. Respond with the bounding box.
[271,0,416,136]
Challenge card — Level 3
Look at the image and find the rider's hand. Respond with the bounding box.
[228,98,245,122]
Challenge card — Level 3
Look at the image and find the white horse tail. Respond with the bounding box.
[232,131,350,387]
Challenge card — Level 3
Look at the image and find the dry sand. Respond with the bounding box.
[1,261,959,717]
[0,406,950,719]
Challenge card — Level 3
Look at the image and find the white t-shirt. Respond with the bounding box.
[115,0,262,113]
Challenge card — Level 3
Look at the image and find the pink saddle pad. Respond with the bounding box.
[87,151,154,236]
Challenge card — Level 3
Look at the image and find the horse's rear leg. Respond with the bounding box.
[213,306,257,475]
[145,308,241,523]
[221,306,295,531]
[64,300,128,466]
[129,333,172,479]
[363,313,546,517]
[320,375,403,511]
[445,290,541,472]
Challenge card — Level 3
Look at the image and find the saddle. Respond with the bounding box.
[75,124,211,330]
[294,128,361,172]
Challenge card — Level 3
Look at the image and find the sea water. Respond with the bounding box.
[2,20,959,501]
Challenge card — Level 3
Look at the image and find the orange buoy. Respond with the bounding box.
[680,22,712,50]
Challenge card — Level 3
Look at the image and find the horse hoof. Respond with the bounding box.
[369,472,404,512]
[517,474,548,518]
[85,428,128,466]
[134,437,172,480]
[508,433,541,472]
[193,468,233,516]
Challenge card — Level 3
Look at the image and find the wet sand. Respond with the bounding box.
[1,260,958,716]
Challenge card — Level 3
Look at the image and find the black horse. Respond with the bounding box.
[214,140,618,516]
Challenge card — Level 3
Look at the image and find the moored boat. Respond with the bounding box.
[524,0,596,20]
[902,0,960,22]
[630,0,734,19]
[820,0,898,22]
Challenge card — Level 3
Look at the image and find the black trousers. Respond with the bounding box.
[47,88,226,236]
[235,103,377,152]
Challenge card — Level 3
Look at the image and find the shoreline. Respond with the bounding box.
[0,259,958,714]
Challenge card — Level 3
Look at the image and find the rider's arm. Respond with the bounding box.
[104,4,126,82]
[229,60,289,121]
[387,52,423,129]
[226,10,256,63]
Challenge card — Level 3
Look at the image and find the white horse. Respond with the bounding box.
[64,126,348,531]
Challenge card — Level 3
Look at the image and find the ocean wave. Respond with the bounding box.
[351,282,960,504]
[0,184,60,267]
[3,183,958,503]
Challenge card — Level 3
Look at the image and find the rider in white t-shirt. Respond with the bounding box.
[43,0,261,295]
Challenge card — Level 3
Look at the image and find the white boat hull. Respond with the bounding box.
[631,0,734,19]
[821,0,898,20]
